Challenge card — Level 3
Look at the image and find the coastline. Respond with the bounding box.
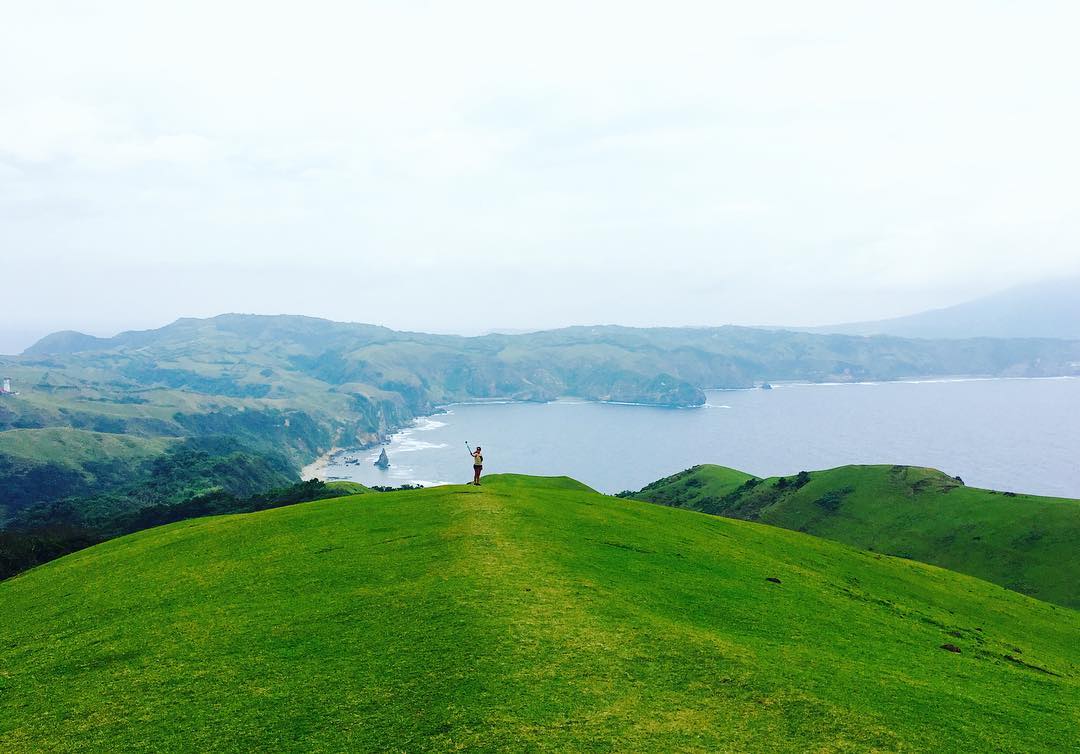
[309,374,1080,482]
[437,374,1080,408]
[301,447,340,481]
[436,396,703,410]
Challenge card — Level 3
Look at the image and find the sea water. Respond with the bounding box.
[316,377,1080,498]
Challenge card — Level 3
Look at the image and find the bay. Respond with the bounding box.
[315,377,1080,498]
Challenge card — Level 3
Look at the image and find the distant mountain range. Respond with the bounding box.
[806,277,1080,339]
[15,315,1080,412]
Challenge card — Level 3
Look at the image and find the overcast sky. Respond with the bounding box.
[2,1,1078,353]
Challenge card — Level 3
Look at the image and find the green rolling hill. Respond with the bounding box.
[322,480,372,495]
[0,427,175,466]
[1,476,1076,752]
[0,428,177,521]
[631,464,1080,608]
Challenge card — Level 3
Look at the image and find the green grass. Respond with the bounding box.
[635,464,1080,608]
[0,428,175,467]
[322,480,371,494]
[1,475,1076,752]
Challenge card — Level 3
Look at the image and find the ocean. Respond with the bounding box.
[311,377,1080,498]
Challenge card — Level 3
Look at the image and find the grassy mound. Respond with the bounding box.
[635,464,1080,608]
[322,480,371,494]
[1,476,1077,752]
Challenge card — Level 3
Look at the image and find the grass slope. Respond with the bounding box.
[322,480,372,494]
[0,428,175,466]
[634,464,1080,608]
[1,475,1077,752]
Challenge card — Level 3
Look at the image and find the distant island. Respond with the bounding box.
[805,276,1080,339]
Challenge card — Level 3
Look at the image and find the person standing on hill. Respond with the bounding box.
[470,446,484,485]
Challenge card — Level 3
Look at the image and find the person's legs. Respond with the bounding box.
[473,465,482,485]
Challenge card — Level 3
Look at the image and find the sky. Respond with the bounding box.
[2,1,1079,353]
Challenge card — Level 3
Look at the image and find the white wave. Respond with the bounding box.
[392,439,449,453]
[767,381,871,388]
[412,417,448,431]
[601,400,688,407]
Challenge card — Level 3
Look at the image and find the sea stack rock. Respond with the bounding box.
[374,447,390,468]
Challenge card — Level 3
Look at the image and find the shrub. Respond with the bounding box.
[371,484,425,492]
[814,486,854,512]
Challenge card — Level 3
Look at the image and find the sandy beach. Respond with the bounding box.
[301,447,339,481]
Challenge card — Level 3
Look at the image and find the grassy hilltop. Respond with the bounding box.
[1,476,1077,752]
[631,464,1080,608]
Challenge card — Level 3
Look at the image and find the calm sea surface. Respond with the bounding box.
[316,377,1080,498]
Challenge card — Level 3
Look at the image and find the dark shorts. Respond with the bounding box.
[473,465,483,471]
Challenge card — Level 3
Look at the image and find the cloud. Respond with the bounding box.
[1,0,1078,345]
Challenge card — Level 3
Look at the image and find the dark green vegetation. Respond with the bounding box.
[632,464,1080,608]
[0,478,366,581]
[0,428,312,578]
[1,476,1076,752]
[3,435,295,527]
[0,428,175,521]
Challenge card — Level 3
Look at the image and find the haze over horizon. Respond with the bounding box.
[3,2,1079,353]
